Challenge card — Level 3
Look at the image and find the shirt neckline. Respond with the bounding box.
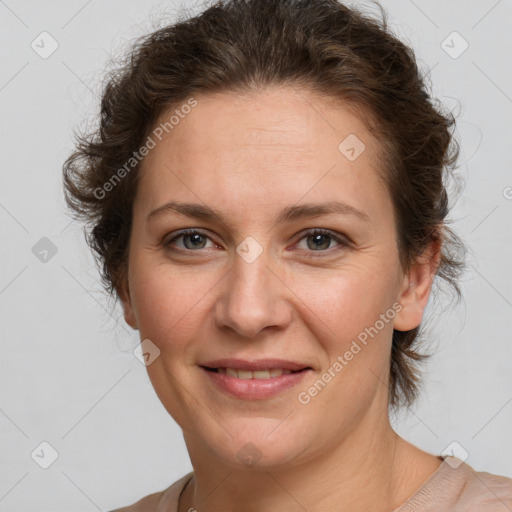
[156,471,194,512]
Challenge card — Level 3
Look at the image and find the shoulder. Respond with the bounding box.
[394,456,512,512]
[107,472,193,512]
[107,489,164,512]
[456,464,512,510]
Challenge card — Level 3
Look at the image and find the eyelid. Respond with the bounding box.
[163,228,217,249]
[292,228,350,252]
[296,227,349,242]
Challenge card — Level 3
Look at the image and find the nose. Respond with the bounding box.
[214,247,292,339]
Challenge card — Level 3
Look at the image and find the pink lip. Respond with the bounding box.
[200,366,312,400]
[200,358,311,372]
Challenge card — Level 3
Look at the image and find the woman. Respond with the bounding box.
[62,0,512,510]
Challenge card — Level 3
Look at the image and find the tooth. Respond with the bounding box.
[237,369,253,379]
[253,370,271,379]
[219,368,296,379]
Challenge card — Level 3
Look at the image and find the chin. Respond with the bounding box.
[197,421,312,471]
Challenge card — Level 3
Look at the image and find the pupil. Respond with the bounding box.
[309,234,330,251]
[186,233,205,249]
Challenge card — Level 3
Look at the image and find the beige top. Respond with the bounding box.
[109,455,512,512]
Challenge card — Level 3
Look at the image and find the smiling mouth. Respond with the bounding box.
[199,364,313,399]
[201,366,311,379]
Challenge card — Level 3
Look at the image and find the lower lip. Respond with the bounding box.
[200,366,311,400]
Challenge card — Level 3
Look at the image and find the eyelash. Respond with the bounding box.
[164,228,349,256]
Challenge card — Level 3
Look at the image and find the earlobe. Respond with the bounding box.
[118,282,138,330]
[121,300,138,330]
[393,239,441,332]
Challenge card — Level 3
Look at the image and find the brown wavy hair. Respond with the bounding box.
[62,0,466,413]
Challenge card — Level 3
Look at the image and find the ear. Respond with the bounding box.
[117,279,138,330]
[393,238,441,332]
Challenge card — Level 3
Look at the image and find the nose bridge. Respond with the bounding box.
[215,241,290,338]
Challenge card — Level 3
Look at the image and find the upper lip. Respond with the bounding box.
[200,358,312,372]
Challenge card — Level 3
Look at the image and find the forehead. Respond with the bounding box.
[147,86,381,159]
[135,86,390,223]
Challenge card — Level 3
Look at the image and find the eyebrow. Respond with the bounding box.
[146,200,371,225]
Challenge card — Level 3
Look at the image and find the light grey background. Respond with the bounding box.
[0,0,511,510]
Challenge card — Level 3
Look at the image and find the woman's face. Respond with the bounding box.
[121,86,434,469]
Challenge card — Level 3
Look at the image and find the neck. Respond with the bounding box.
[179,410,422,512]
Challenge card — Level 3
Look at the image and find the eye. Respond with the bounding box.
[163,228,349,255]
[164,229,217,251]
[294,228,349,254]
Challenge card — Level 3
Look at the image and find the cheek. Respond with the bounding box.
[286,263,399,399]
[291,272,397,407]
[290,265,398,338]
[129,259,217,345]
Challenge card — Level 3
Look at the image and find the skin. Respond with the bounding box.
[120,85,443,512]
